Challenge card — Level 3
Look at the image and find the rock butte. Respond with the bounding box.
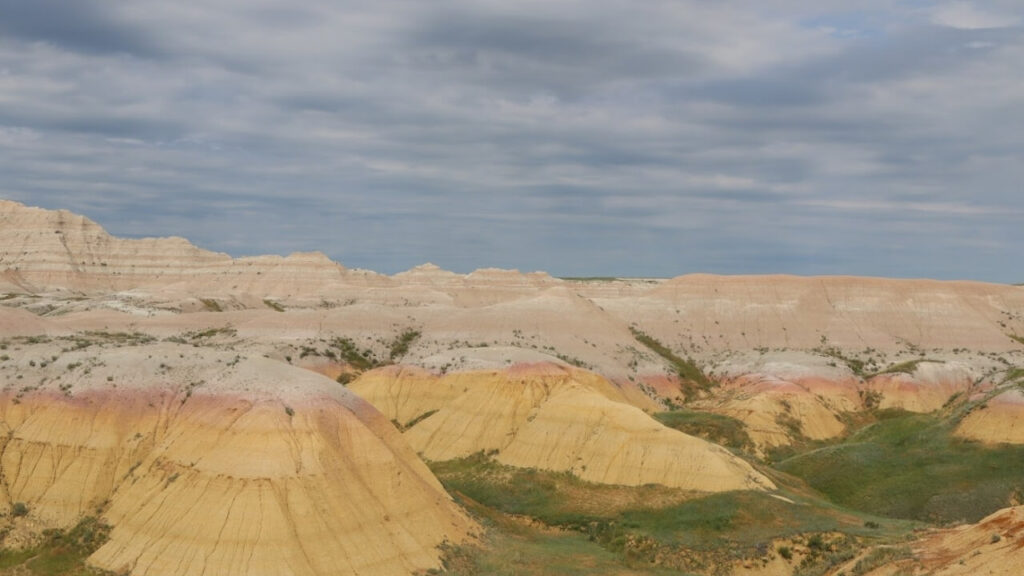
[0,341,474,575]
[350,364,773,491]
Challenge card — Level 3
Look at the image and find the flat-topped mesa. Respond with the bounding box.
[0,200,391,298]
[600,273,1024,354]
[0,340,474,576]
[350,363,774,492]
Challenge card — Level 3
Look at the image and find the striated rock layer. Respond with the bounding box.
[841,505,1024,575]
[955,389,1024,444]
[351,363,774,492]
[0,342,474,576]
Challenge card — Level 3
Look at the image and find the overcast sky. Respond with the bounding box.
[2,1,1022,281]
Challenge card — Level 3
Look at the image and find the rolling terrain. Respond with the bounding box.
[2,199,1024,575]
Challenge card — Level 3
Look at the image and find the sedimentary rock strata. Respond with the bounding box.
[0,340,474,576]
[351,363,773,491]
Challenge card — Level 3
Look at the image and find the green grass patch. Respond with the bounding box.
[198,298,223,312]
[814,346,869,378]
[431,454,913,573]
[432,496,680,576]
[871,359,942,377]
[653,410,754,452]
[397,409,438,431]
[630,327,711,399]
[263,299,285,312]
[331,337,380,371]
[1002,367,1024,384]
[777,410,1024,523]
[389,329,421,361]
[0,516,114,575]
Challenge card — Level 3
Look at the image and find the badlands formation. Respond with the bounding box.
[1,198,1024,575]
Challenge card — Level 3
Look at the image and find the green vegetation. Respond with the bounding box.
[430,454,911,574]
[814,345,869,378]
[401,409,438,431]
[873,358,941,377]
[11,502,28,518]
[198,298,223,312]
[777,409,1024,523]
[389,329,421,361]
[554,352,589,369]
[558,277,621,282]
[263,299,285,312]
[331,337,380,371]
[847,545,912,576]
[630,327,711,400]
[653,410,754,452]
[0,516,114,575]
[1009,334,1024,346]
[429,497,675,576]
[1002,367,1024,384]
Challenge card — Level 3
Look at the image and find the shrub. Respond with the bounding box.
[778,545,793,560]
[11,501,28,517]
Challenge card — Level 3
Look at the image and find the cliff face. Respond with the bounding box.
[0,200,388,298]
[0,340,474,576]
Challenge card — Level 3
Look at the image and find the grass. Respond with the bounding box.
[401,409,438,430]
[872,359,942,377]
[0,516,114,575]
[429,496,681,576]
[198,298,222,312]
[389,329,421,361]
[263,299,285,312]
[430,454,913,574]
[814,346,869,378]
[1001,367,1024,384]
[777,409,1024,524]
[653,410,754,452]
[630,327,711,399]
[1009,334,1024,346]
[331,337,380,371]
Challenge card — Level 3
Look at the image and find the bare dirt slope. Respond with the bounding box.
[351,363,773,491]
[0,332,474,576]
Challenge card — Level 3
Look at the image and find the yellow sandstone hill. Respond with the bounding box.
[836,505,1024,576]
[0,338,474,576]
[955,389,1024,444]
[350,363,774,492]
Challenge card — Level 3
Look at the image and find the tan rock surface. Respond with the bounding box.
[955,389,1024,444]
[0,342,474,576]
[351,363,774,491]
[840,506,1024,575]
[708,375,849,451]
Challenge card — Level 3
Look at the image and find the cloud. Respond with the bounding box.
[0,1,1022,281]
[933,2,1020,30]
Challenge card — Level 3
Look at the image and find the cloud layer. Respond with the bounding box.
[2,0,1022,281]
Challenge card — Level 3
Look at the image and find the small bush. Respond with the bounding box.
[11,502,28,517]
[778,545,793,560]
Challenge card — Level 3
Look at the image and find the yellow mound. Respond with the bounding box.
[351,364,774,492]
[0,344,474,576]
[955,389,1024,444]
[845,506,1024,575]
[706,375,848,451]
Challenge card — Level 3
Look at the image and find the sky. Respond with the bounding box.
[1,1,1022,281]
